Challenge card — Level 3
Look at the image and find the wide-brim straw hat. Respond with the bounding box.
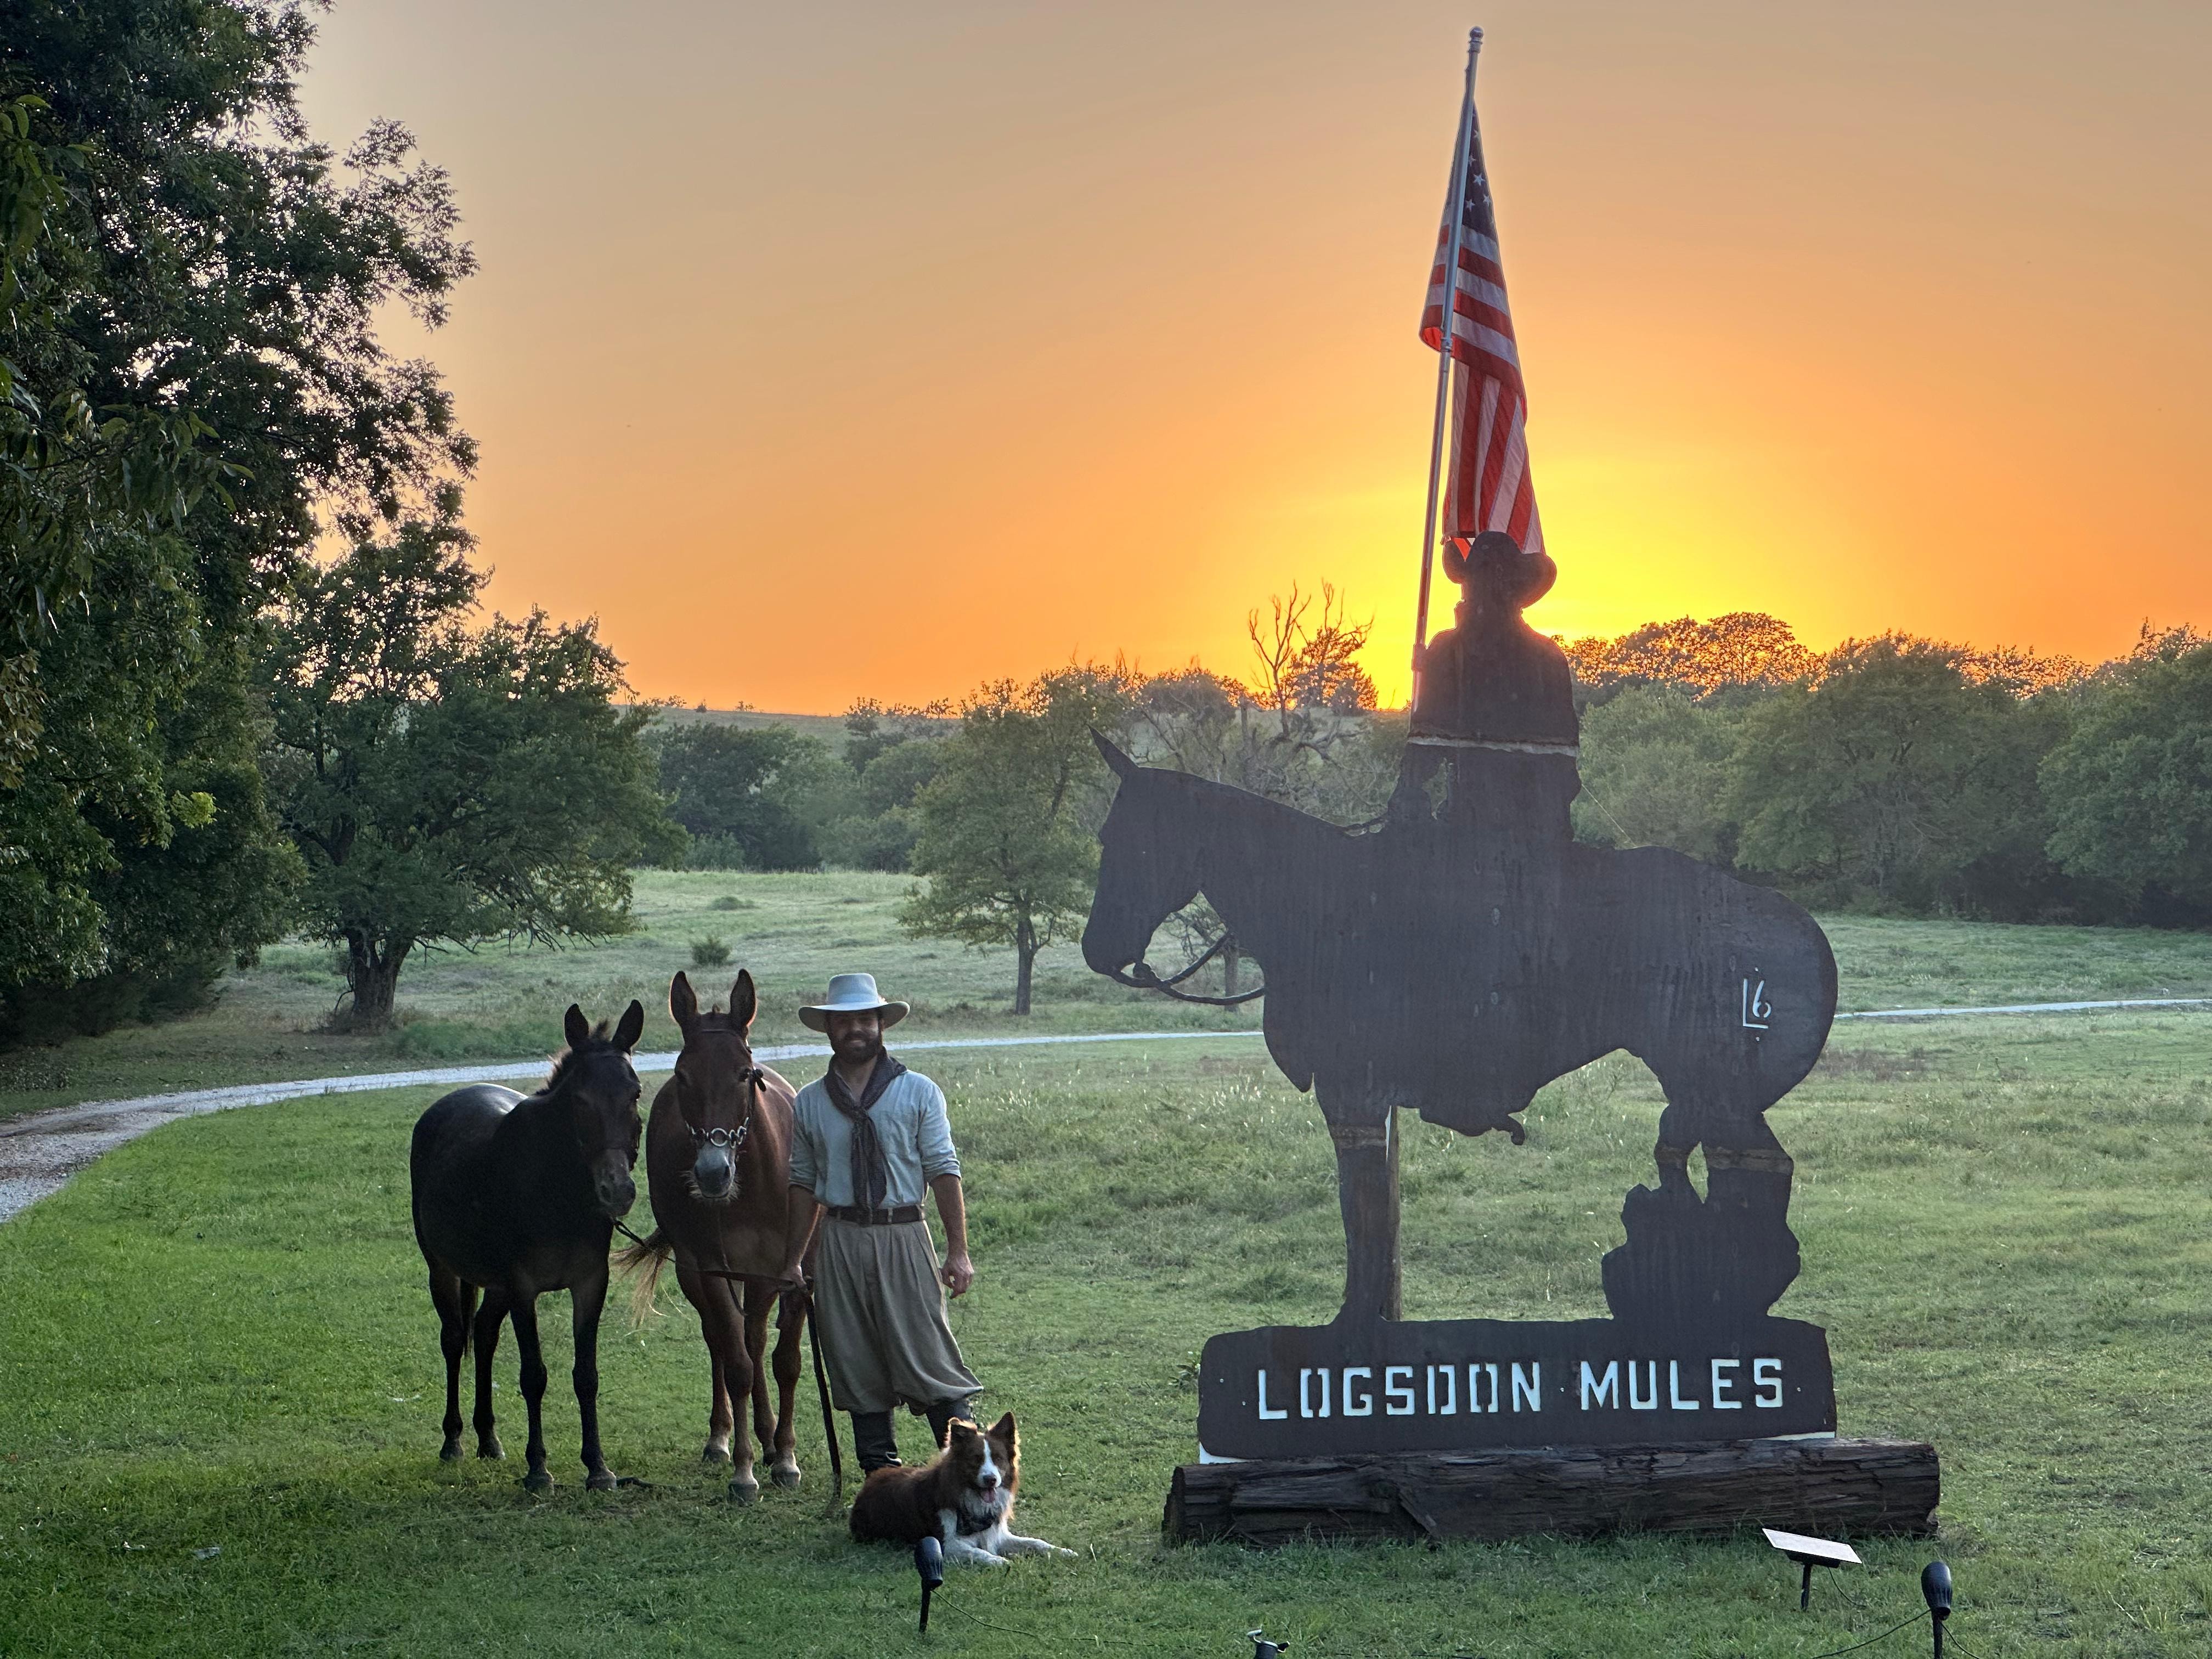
[799,972,910,1033]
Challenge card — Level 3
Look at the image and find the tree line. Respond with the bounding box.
[646,608,2211,1019]
[1565,614,2210,927]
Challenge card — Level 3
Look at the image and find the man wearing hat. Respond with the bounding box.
[777,972,981,1471]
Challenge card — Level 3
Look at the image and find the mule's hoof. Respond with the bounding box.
[477,1437,504,1460]
[770,1462,802,1489]
[585,1470,618,1492]
[523,1469,554,1494]
[727,1475,760,1505]
[439,1439,464,1463]
[701,1444,732,1466]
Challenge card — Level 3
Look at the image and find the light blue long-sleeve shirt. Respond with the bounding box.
[788,1065,961,1209]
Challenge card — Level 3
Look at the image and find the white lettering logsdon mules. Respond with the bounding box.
[1197,1317,1833,1458]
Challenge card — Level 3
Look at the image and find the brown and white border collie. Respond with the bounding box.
[848,1412,1075,1566]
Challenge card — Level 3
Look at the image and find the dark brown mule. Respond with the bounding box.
[410,1001,646,1492]
[620,970,808,1502]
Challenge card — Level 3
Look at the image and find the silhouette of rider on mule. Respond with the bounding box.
[1082,529,1836,1328]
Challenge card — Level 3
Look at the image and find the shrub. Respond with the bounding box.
[690,937,731,967]
[685,834,752,871]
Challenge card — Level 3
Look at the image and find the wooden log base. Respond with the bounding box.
[1164,1437,1938,1548]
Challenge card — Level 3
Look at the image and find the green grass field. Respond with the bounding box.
[5,867,2211,1122]
[0,871,1265,1122]
[2,885,2210,1653]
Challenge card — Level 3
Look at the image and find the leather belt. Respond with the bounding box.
[827,1204,922,1226]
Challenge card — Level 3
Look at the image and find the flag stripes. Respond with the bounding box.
[1420,117,1543,556]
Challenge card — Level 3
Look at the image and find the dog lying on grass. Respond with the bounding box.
[848,1411,1076,1566]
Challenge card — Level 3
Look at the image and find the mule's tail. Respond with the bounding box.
[616,1227,674,1327]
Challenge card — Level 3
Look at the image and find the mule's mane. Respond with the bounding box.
[1142,764,1357,842]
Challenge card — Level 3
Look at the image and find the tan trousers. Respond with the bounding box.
[814,1218,980,1414]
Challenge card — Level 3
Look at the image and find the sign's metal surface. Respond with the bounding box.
[1197,1317,1835,1459]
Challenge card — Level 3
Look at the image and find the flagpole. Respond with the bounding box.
[1411,26,1483,710]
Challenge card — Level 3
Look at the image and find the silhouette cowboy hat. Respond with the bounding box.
[1442,529,1556,608]
[799,972,910,1032]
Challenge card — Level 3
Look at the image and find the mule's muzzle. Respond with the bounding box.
[592,1157,637,1220]
[1080,920,1142,977]
[691,1144,736,1201]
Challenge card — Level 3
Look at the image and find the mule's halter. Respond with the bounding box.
[687,1063,765,1154]
[1107,933,1267,1007]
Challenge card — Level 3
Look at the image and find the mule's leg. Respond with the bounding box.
[570,1266,618,1491]
[672,1268,735,1462]
[426,1263,473,1461]
[766,1290,805,1488]
[678,1263,759,1502]
[743,1283,778,1476]
[509,1294,555,1493]
[471,1289,510,1459]
[1324,1090,1402,1323]
[706,1350,735,1465]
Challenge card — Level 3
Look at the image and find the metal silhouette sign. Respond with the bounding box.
[1081,533,1839,1461]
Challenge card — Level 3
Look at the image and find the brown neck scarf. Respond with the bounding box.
[823,1051,907,1211]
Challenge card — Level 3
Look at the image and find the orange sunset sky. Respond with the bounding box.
[302,1,2210,712]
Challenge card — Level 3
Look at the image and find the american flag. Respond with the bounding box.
[1420,98,1543,557]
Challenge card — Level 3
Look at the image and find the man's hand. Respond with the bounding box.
[775,1256,808,1291]
[939,1251,975,1298]
[929,1173,972,1297]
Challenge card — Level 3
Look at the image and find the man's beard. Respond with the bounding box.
[836,1029,884,1066]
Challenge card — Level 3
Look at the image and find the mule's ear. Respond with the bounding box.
[613,999,646,1053]
[730,969,757,1032]
[563,1003,590,1051]
[989,1410,1017,1451]
[1090,728,1137,780]
[669,971,698,1029]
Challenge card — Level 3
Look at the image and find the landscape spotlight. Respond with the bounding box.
[1762,1527,1861,1611]
[1921,1560,1953,1658]
[914,1535,944,1633]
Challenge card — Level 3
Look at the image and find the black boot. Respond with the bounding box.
[851,1410,901,1472]
[925,1396,977,1451]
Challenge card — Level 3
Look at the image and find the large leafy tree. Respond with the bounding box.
[1571,684,1748,866]
[1562,613,1814,700]
[0,2,473,1039]
[1726,637,2063,913]
[653,721,842,871]
[820,699,949,871]
[262,526,678,1028]
[900,668,1133,1014]
[2042,632,2212,917]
